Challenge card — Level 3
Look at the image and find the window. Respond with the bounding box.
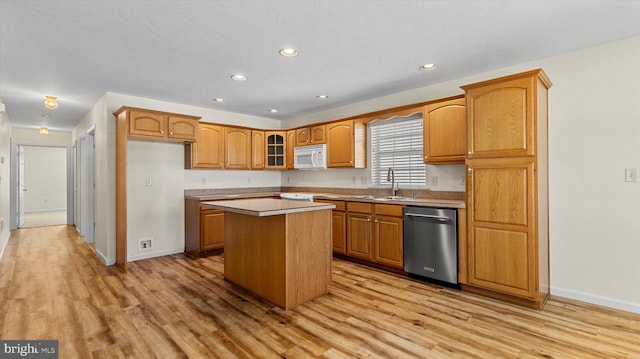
[369,113,426,188]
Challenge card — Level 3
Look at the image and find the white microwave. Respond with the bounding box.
[294,144,327,169]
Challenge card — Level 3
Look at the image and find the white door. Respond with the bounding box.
[18,145,25,227]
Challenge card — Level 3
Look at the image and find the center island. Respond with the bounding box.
[201,198,335,309]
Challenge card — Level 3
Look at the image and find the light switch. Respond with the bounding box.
[625,168,638,182]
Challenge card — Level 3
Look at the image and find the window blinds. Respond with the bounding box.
[369,113,426,187]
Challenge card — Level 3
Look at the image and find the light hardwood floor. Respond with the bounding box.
[1,225,639,358]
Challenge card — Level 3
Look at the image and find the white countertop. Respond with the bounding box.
[201,198,336,217]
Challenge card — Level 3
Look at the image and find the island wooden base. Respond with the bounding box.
[223,209,332,310]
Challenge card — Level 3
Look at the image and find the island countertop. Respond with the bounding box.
[201,198,335,217]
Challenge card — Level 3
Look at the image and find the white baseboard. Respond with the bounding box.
[25,208,67,213]
[128,248,184,262]
[0,231,9,260]
[552,287,640,314]
[95,247,115,266]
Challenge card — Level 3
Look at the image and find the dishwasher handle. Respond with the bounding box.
[404,212,451,222]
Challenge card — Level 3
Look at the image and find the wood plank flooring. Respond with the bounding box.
[1,225,639,358]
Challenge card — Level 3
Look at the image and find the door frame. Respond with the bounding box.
[9,141,74,230]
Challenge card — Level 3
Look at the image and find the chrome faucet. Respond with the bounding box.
[386,167,397,196]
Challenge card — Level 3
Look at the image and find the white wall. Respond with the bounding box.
[23,146,67,211]
[0,107,11,258]
[11,128,71,145]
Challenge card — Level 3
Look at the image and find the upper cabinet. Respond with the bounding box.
[326,120,366,168]
[225,127,251,169]
[265,131,286,169]
[251,130,265,170]
[463,72,551,159]
[186,123,224,169]
[117,107,200,142]
[286,130,296,169]
[423,96,466,164]
[296,125,326,146]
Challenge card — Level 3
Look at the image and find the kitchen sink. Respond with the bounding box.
[353,195,416,201]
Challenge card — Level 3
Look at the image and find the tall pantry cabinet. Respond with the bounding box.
[461,69,551,310]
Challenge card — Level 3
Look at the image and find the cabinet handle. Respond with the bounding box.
[374,219,378,223]
[468,151,472,155]
[468,168,472,172]
[160,131,165,134]
[367,218,371,222]
[170,132,173,135]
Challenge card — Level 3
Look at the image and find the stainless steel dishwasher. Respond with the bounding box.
[403,206,458,286]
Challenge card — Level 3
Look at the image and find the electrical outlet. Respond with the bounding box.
[138,238,153,251]
[431,176,438,186]
[145,177,152,186]
[625,168,638,182]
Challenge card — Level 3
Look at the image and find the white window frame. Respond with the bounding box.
[368,113,426,189]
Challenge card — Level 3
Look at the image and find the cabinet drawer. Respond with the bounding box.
[318,200,345,211]
[347,202,373,214]
[374,204,403,217]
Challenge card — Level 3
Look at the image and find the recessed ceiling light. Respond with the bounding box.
[212,98,225,103]
[268,108,279,113]
[279,48,299,57]
[316,95,329,100]
[419,64,438,71]
[231,74,247,81]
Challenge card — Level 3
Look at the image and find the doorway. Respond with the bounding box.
[76,128,96,243]
[16,145,68,228]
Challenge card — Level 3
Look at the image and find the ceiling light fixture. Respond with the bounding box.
[212,98,225,103]
[316,95,329,100]
[279,48,299,57]
[419,64,438,71]
[231,74,247,81]
[44,96,58,110]
[268,109,279,113]
[39,127,49,136]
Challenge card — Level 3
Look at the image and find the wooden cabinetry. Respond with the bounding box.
[200,209,225,251]
[186,123,225,169]
[423,96,466,164]
[345,201,403,268]
[265,131,286,169]
[117,107,200,142]
[347,202,374,260]
[462,69,551,310]
[296,125,326,146]
[184,198,224,255]
[225,127,251,169]
[373,204,403,268]
[251,130,265,169]
[317,200,347,254]
[326,120,366,168]
[286,130,296,169]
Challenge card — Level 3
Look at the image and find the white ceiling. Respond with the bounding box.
[2,0,640,131]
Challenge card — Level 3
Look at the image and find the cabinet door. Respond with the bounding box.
[201,210,224,250]
[326,120,355,168]
[286,130,296,169]
[467,158,535,298]
[168,116,198,141]
[251,130,265,169]
[332,211,347,254]
[191,124,224,168]
[225,127,251,169]
[265,131,286,169]
[296,128,310,146]
[129,110,166,138]
[310,125,326,144]
[374,215,403,268]
[347,212,373,260]
[466,76,536,158]
[423,97,466,164]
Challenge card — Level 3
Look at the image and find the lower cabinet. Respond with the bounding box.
[344,201,404,268]
[200,209,224,251]
[373,204,403,268]
[185,198,225,256]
